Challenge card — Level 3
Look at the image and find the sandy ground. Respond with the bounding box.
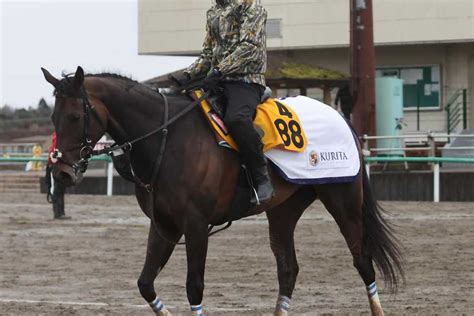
[0,192,473,315]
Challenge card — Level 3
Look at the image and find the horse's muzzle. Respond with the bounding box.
[53,163,83,187]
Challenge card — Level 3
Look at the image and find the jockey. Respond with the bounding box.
[184,0,273,204]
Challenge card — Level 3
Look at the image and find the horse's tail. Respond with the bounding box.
[361,163,404,292]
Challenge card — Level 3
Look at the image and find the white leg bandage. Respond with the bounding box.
[367,282,379,300]
[367,281,383,312]
[191,304,203,315]
[149,296,167,315]
[275,295,291,313]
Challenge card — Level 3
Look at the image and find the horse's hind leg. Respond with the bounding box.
[138,225,182,316]
[266,186,316,316]
[316,179,384,316]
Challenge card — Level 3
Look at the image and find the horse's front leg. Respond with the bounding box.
[138,224,182,316]
[184,214,209,316]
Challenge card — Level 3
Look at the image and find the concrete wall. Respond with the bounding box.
[371,171,474,201]
[274,43,474,132]
[139,1,209,55]
[375,43,473,132]
[138,0,474,55]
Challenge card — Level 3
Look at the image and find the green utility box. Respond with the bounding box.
[375,77,404,156]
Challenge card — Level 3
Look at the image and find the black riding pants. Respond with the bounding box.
[222,81,266,180]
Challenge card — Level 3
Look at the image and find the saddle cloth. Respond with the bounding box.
[197,90,308,153]
[198,92,360,185]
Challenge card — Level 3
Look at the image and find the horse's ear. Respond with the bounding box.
[74,66,85,87]
[41,67,60,87]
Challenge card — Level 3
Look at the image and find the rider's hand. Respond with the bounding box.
[204,68,223,89]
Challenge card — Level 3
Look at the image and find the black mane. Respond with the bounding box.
[54,72,143,97]
[86,72,139,84]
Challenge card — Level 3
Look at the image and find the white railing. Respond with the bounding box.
[361,132,474,155]
[0,156,115,197]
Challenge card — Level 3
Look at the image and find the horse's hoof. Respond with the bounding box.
[157,309,172,316]
[370,309,384,316]
[274,310,288,316]
[370,305,385,316]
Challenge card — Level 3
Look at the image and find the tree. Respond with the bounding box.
[0,105,14,119]
[38,98,48,110]
[37,98,52,117]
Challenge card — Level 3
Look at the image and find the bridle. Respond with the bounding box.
[51,86,102,175]
[73,86,96,173]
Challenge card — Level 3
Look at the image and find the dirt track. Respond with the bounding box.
[0,192,473,315]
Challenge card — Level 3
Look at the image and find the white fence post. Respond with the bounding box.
[433,163,440,202]
[107,162,114,196]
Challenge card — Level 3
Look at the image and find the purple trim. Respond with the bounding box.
[270,161,360,185]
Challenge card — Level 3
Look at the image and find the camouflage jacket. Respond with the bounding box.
[186,0,267,86]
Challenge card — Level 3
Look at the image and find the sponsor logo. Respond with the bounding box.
[309,150,319,166]
[319,151,349,162]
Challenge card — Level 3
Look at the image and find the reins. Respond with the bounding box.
[91,90,211,159]
[115,91,170,193]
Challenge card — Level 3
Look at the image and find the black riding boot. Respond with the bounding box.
[52,198,61,219]
[248,161,274,205]
[53,186,70,220]
[228,122,274,204]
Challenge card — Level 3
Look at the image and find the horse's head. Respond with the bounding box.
[41,66,108,186]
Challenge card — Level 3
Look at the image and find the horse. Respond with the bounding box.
[41,66,403,316]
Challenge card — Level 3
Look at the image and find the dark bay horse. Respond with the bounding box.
[42,66,403,316]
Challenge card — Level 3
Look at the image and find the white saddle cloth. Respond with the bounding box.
[264,96,361,184]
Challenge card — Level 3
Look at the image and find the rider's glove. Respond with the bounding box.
[204,68,223,90]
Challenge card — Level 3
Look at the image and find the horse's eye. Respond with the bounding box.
[67,113,81,121]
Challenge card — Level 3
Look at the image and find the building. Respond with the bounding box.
[138,0,474,133]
